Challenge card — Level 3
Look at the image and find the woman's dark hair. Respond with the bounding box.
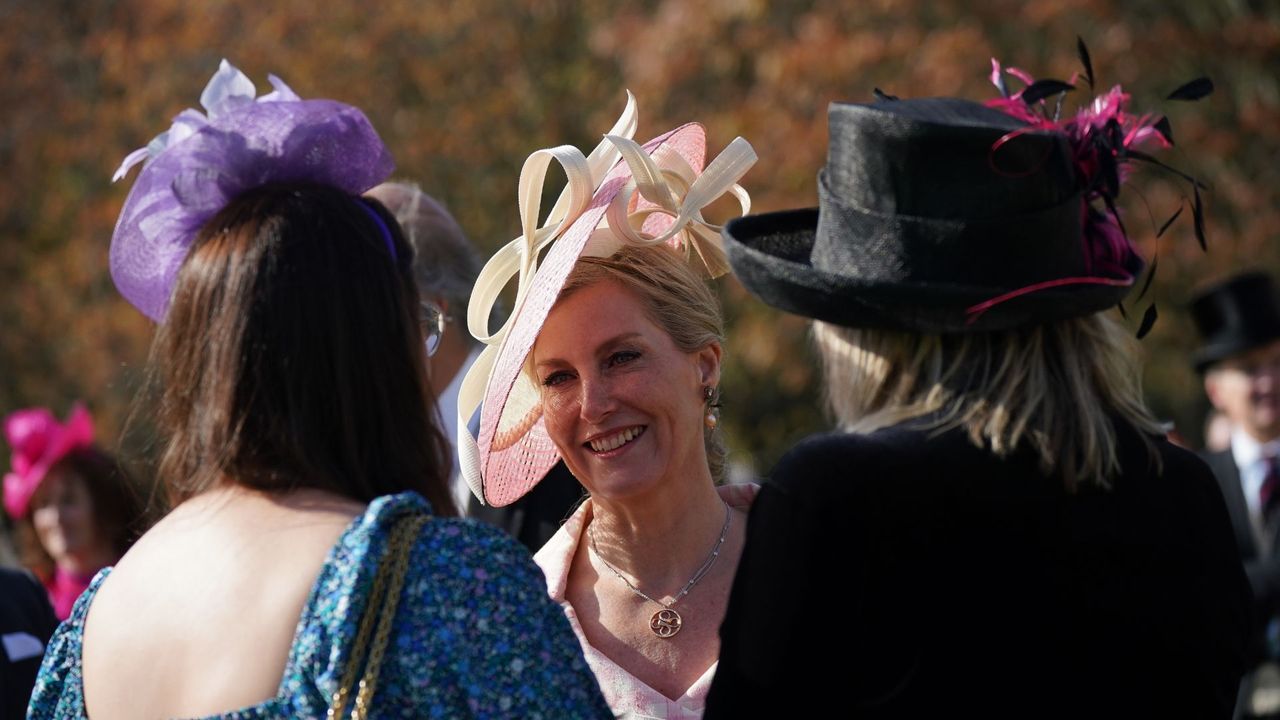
[150,182,455,514]
[17,447,145,582]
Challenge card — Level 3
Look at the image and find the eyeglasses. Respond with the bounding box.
[420,301,450,357]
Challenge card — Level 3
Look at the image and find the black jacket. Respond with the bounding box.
[1203,448,1280,665]
[0,566,58,720]
[707,421,1252,719]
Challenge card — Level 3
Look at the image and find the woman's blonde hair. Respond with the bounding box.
[813,312,1163,489]
[550,244,727,482]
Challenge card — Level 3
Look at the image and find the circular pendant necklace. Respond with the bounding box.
[588,501,732,639]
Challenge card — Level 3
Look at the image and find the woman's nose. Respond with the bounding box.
[579,376,616,423]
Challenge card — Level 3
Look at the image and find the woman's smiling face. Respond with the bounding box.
[532,279,720,500]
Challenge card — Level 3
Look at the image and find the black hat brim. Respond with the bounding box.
[1190,272,1280,372]
[1194,337,1280,374]
[723,209,1142,333]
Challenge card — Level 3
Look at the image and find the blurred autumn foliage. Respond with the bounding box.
[1,0,1277,484]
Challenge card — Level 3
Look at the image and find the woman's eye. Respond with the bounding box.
[541,371,572,387]
[608,350,640,367]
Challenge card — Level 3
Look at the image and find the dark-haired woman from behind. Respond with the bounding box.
[29,61,609,719]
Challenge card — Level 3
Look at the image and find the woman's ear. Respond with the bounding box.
[696,341,723,388]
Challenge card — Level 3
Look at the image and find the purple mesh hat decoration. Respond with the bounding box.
[454,94,757,507]
[110,59,395,321]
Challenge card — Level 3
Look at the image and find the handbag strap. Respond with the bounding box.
[327,510,430,720]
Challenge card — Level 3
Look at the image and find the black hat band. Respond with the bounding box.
[811,172,1093,294]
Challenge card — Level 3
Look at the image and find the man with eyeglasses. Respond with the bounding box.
[1193,272,1280,719]
[367,182,584,550]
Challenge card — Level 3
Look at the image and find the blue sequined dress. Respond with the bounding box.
[29,492,611,719]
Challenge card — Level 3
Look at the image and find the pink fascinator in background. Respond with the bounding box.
[3,404,95,518]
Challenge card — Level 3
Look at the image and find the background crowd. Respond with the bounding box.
[3,1,1278,477]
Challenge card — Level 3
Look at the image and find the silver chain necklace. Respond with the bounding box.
[588,501,731,639]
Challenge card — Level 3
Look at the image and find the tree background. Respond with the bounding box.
[1,0,1277,507]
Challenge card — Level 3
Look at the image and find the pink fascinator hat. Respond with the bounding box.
[4,404,95,518]
[456,93,757,506]
[110,59,394,321]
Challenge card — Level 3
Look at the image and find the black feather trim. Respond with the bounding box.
[1020,79,1075,106]
[1077,37,1095,88]
[1166,77,1214,101]
[1137,255,1158,301]
[1136,304,1159,339]
[1193,186,1207,251]
[1156,204,1183,238]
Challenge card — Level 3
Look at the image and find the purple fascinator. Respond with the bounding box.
[110,59,395,321]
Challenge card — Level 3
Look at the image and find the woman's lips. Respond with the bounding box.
[585,425,646,454]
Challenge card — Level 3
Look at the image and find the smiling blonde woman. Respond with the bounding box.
[459,100,757,718]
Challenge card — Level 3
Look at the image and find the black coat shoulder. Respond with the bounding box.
[0,566,58,720]
[707,422,1252,719]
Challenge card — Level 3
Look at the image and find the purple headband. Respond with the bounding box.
[110,59,396,321]
[358,199,398,263]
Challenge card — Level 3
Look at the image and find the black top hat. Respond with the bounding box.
[1190,272,1280,372]
[722,97,1144,333]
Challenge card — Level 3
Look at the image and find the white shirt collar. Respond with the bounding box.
[1230,427,1280,471]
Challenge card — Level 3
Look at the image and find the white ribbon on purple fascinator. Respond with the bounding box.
[110,59,393,321]
[112,60,301,182]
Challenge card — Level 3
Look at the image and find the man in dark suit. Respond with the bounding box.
[1193,272,1280,717]
[367,182,582,550]
[0,565,58,720]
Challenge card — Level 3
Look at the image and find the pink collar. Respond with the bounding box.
[47,565,105,620]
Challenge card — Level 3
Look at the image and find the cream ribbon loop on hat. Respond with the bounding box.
[601,134,756,278]
[456,92,639,504]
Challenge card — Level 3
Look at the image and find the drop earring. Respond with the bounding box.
[703,386,718,430]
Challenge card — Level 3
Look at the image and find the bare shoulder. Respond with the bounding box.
[98,486,365,602]
[81,486,365,720]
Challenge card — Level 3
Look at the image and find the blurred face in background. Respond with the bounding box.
[29,465,101,569]
[1206,339,1280,443]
